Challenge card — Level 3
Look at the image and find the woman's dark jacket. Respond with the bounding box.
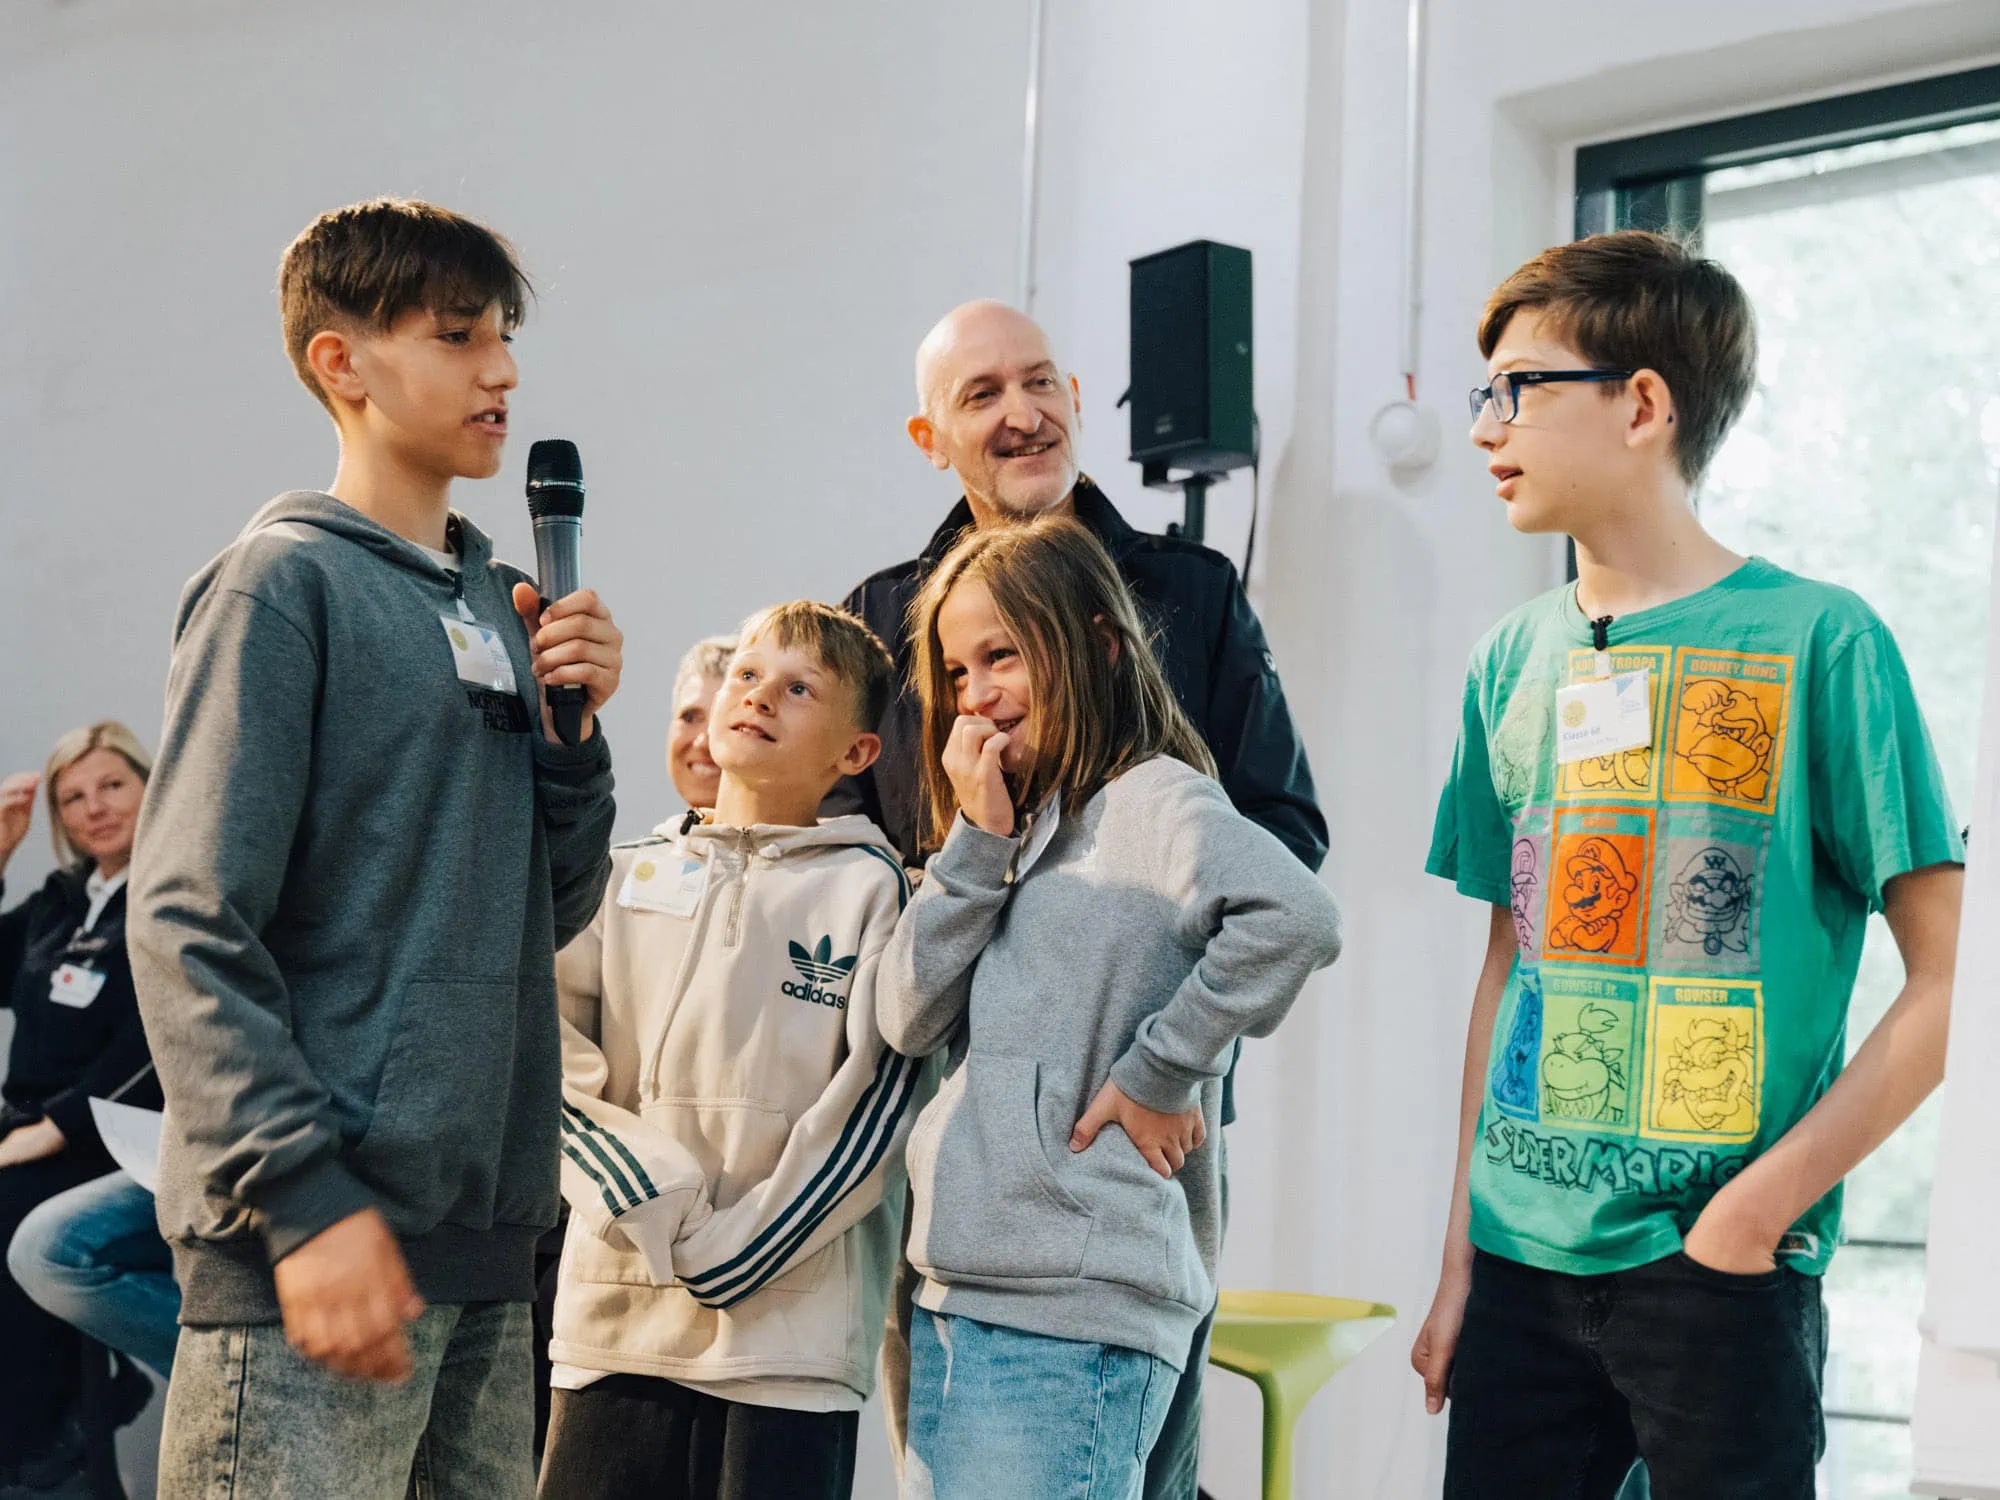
[0,864,162,1154]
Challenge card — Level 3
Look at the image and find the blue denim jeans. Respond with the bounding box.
[8,1169,179,1376]
[903,1311,1176,1500]
[158,1299,533,1500]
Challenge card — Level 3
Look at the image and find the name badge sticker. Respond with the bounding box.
[618,854,708,918]
[1555,668,1653,766]
[50,963,107,1008]
[438,613,519,695]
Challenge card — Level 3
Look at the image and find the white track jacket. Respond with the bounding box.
[550,814,921,1407]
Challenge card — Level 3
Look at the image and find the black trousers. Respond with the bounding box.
[538,1374,859,1500]
[0,1144,116,1461]
[1444,1248,1828,1500]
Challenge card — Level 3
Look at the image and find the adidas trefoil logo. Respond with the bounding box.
[784,936,856,1010]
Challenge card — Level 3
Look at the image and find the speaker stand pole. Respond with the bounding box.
[1178,473,1212,546]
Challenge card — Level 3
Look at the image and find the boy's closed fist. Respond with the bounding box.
[273,1207,425,1383]
[512,583,624,746]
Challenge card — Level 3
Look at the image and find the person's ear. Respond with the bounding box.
[841,732,883,777]
[1069,373,1083,434]
[1092,613,1120,664]
[908,414,952,471]
[306,328,369,408]
[1625,369,1676,453]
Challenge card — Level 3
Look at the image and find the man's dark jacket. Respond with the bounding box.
[831,477,1327,876]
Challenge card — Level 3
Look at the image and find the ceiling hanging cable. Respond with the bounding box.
[1369,0,1442,471]
[1018,0,1049,314]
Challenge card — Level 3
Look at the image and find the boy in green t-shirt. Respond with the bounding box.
[1412,231,1965,1500]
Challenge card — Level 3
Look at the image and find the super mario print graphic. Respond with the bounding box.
[1665,649,1793,815]
[1641,978,1763,1143]
[1490,974,1542,1120]
[1656,826,1767,975]
[1542,808,1655,967]
[1535,974,1640,1129]
[1510,836,1543,956]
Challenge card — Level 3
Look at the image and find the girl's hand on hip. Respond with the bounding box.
[1070,1081,1206,1178]
[942,715,1015,837]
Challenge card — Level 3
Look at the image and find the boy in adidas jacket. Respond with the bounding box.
[541,602,921,1500]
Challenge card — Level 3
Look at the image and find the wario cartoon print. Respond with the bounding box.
[1663,844,1756,959]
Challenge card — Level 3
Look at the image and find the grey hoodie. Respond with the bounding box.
[128,492,614,1324]
[878,755,1341,1368]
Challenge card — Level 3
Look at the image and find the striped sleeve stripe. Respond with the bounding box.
[704,1057,921,1310]
[561,1140,628,1219]
[855,845,912,909]
[681,1048,918,1307]
[562,1102,662,1203]
[677,1047,905,1297]
[559,1108,644,1213]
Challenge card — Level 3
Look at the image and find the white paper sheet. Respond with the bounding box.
[87,1097,162,1194]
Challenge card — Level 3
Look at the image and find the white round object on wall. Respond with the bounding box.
[1369,399,1440,471]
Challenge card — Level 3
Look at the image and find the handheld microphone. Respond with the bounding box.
[526,438,589,747]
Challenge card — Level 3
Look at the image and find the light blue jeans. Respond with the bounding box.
[158,1300,533,1500]
[904,1310,1176,1500]
[8,1169,179,1376]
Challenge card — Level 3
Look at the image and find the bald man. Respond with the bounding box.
[830,302,1326,1500]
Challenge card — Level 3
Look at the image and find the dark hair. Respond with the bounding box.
[278,198,531,409]
[909,515,1216,853]
[1479,230,1756,485]
[734,601,896,734]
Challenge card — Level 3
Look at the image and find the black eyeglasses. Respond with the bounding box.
[1469,369,1635,423]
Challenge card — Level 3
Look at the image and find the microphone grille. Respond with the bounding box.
[526,439,585,519]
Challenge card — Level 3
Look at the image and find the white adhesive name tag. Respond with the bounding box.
[50,963,106,1008]
[438,613,518,694]
[1555,668,1653,765]
[618,853,708,918]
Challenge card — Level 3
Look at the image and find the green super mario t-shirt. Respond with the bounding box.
[1427,558,1963,1277]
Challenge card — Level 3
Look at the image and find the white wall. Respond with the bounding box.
[10,2,2000,1497]
[0,0,1028,886]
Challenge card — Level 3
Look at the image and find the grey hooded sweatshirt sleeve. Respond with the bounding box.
[129,492,614,1323]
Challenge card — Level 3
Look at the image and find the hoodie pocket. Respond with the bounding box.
[353,977,516,1229]
[641,1098,831,1295]
[1065,1114,1210,1312]
[920,1056,1091,1282]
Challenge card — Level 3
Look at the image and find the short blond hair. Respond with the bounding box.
[44,721,151,869]
[734,602,895,733]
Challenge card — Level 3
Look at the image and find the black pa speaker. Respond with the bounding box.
[1127,240,1254,481]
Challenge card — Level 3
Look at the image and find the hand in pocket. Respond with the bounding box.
[1069,1081,1205,1179]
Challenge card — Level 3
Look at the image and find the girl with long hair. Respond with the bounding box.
[878,517,1342,1499]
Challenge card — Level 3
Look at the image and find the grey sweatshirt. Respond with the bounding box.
[878,755,1341,1368]
[128,492,615,1324]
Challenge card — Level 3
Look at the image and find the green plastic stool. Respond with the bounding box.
[1206,1290,1397,1500]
